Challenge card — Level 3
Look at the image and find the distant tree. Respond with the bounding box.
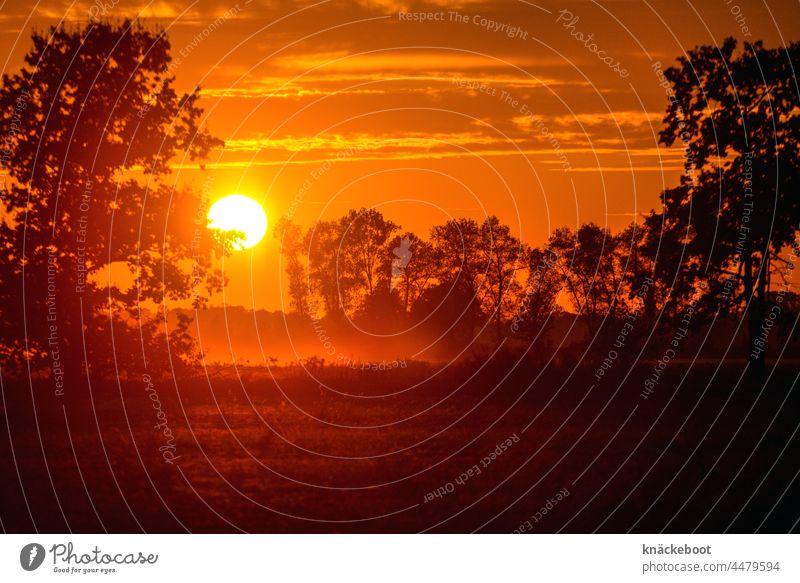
[476,216,529,343]
[656,38,800,372]
[548,223,623,336]
[273,216,309,315]
[384,232,438,313]
[305,219,348,318]
[617,221,664,324]
[303,208,398,319]
[0,21,223,376]
[430,217,485,297]
[634,208,705,331]
[769,289,800,344]
[354,287,405,333]
[340,208,398,300]
[411,278,483,357]
[511,246,562,338]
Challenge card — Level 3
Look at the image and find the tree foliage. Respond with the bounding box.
[654,37,800,370]
[0,21,224,376]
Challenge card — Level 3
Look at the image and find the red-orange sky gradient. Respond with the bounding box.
[2,0,798,310]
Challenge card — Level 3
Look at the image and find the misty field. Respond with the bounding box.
[2,357,798,533]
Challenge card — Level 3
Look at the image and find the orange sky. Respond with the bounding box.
[2,0,798,310]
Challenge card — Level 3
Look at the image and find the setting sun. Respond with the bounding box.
[207,194,268,250]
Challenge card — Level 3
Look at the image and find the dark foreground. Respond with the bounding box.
[1,357,798,533]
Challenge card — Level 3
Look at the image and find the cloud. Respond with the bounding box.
[553,111,663,127]
[270,50,539,73]
[200,73,587,100]
[222,131,509,153]
[176,139,685,170]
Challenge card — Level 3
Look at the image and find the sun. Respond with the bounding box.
[207,195,268,250]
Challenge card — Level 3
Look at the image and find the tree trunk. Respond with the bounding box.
[496,308,502,346]
[745,250,767,375]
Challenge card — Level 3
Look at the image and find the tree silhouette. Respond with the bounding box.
[303,208,398,319]
[354,286,406,333]
[511,245,562,339]
[548,223,623,336]
[411,277,483,357]
[339,208,399,300]
[430,217,485,296]
[305,218,348,318]
[280,211,543,348]
[273,216,309,315]
[0,21,223,377]
[476,216,529,343]
[657,38,800,371]
[386,231,438,313]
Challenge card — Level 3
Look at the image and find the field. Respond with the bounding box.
[2,357,798,533]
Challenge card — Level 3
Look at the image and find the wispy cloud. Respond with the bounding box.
[271,50,541,73]
[177,142,685,170]
[553,111,664,127]
[200,73,588,100]
[223,131,508,153]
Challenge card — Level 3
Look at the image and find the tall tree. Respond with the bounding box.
[430,217,484,295]
[657,38,800,372]
[339,208,398,300]
[273,216,309,315]
[548,223,623,336]
[385,232,438,313]
[304,219,347,318]
[511,246,562,339]
[0,21,223,377]
[476,216,529,343]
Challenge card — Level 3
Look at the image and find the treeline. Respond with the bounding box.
[275,210,798,360]
[276,211,553,343]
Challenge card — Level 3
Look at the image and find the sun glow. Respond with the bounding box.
[207,195,268,250]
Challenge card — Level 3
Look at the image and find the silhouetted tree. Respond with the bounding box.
[548,223,623,336]
[0,21,223,377]
[657,38,800,372]
[411,278,483,357]
[354,287,405,333]
[430,217,484,296]
[305,219,349,318]
[274,216,309,314]
[384,232,438,313]
[303,208,398,319]
[511,246,562,339]
[339,208,398,300]
[476,216,529,343]
[616,221,677,326]
[634,208,704,333]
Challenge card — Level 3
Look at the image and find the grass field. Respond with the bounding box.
[2,357,798,533]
